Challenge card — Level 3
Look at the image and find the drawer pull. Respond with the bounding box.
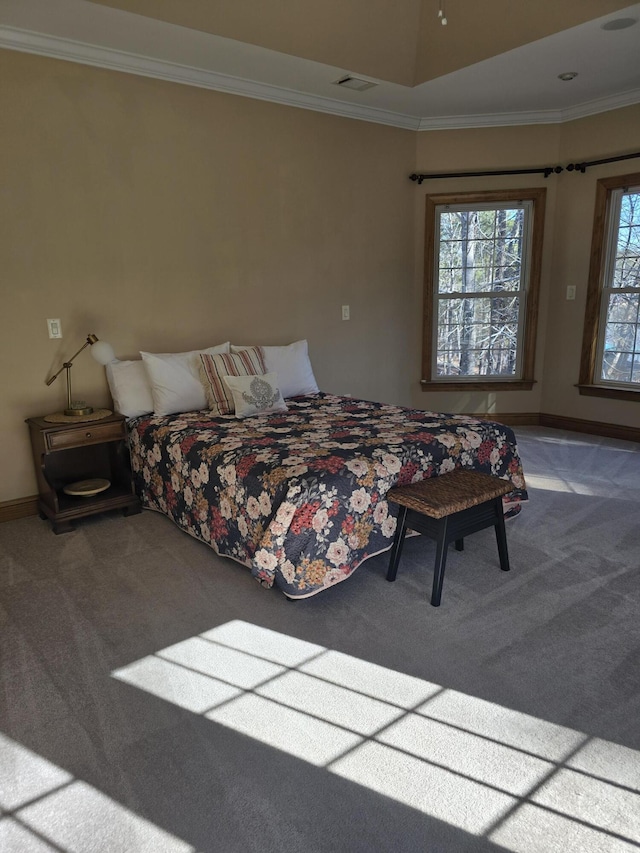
[86,432,92,437]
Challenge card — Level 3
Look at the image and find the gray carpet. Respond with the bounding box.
[0,426,639,853]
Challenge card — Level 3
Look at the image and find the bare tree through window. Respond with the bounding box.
[579,173,640,402]
[599,189,640,385]
[435,204,526,378]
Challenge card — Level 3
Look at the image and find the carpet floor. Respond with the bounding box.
[0,426,639,852]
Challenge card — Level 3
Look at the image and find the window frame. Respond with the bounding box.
[421,188,545,392]
[578,172,640,402]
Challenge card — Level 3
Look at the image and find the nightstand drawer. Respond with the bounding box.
[46,420,126,451]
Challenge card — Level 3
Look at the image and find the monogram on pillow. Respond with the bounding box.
[242,376,279,410]
[222,372,288,418]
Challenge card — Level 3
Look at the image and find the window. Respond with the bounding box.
[422,189,545,391]
[579,173,640,402]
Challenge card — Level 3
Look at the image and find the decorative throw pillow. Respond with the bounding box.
[223,372,288,418]
[198,347,267,415]
[141,343,230,416]
[105,359,154,419]
[230,339,319,398]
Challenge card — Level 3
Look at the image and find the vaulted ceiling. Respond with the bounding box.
[90,0,635,87]
[2,0,640,128]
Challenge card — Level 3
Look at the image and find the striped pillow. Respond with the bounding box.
[198,347,267,415]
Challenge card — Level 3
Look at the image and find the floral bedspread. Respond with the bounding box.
[128,394,527,599]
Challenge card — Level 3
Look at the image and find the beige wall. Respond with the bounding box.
[1,50,415,502]
[412,109,640,427]
[2,47,639,504]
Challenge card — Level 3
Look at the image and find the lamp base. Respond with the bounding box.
[44,409,112,423]
[64,404,94,417]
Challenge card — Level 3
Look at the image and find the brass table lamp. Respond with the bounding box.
[45,333,115,416]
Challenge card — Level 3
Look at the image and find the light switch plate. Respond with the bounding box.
[47,318,63,338]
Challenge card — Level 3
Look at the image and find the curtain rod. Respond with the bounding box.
[409,151,640,184]
[565,151,640,173]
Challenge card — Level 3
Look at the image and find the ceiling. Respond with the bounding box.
[1,0,639,129]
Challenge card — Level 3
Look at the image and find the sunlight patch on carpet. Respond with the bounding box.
[112,619,640,849]
[524,473,606,496]
[0,733,194,852]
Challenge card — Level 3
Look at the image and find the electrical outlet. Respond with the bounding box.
[47,318,62,339]
[342,305,350,321]
[566,285,576,301]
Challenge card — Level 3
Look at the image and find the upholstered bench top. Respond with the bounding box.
[386,469,513,520]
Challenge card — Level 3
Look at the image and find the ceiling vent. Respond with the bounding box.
[333,75,378,92]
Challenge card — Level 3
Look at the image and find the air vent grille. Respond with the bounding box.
[334,75,378,92]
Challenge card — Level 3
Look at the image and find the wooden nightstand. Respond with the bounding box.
[26,413,141,534]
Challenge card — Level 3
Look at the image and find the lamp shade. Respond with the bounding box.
[90,340,116,365]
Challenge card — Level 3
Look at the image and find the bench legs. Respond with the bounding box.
[494,497,510,573]
[387,511,451,607]
[386,505,408,583]
[431,517,449,607]
[386,496,510,607]
[387,509,464,589]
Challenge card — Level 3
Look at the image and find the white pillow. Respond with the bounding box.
[141,343,230,416]
[223,373,288,418]
[230,340,319,398]
[106,359,154,418]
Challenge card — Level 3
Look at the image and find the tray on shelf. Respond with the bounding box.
[63,478,111,497]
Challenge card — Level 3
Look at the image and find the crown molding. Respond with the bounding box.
[562,86,640,122]
[418,88,640,131]
[1,24,639,133]
[0,26,421,131]
[417,111,564,131]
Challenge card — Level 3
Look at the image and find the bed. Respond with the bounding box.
[127,393,527,599]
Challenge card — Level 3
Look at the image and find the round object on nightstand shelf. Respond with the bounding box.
[63,478,111,497]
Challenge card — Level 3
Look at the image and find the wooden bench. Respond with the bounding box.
[386,469,513,607]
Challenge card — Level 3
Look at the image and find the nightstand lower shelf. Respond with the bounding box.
[27,413,141,534]
[40,484,141,534]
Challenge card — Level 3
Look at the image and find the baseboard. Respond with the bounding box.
[472,411,639,442]
[0,495,39,523]
[473,413,541,426]
[539,414,640,444]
